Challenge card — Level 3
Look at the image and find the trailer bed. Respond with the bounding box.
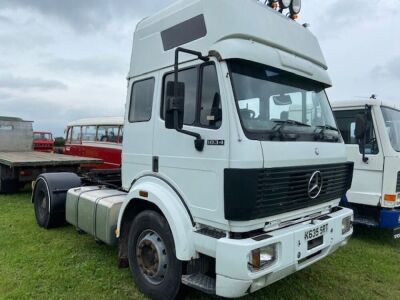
[0,151,102,168]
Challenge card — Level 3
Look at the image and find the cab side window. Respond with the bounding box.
[200,64,222,128]
[334,109,379,154]
[129,78,155,123]
[163,68,197,125]
[162,63,222,129]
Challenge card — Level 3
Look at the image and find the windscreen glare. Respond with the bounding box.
[228,59,339,142]
[382,106,400,152]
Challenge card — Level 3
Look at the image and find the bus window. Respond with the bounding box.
[66,127,72,143]
[82,126,97,141]
[71,126,81,144]
[118,126,123,143]
[97,126,119,143]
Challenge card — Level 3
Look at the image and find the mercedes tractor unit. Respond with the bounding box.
[32,0,354,298]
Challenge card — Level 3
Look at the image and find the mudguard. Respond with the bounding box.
[117,175,197,261]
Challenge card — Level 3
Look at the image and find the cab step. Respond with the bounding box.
[181,273,216,295]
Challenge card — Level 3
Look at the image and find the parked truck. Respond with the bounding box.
[32,0,354,298]
[0,116,102,193]
[33,131,54,153]
[332,98,400,238]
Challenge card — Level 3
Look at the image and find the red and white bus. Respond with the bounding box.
[64,117,123,169]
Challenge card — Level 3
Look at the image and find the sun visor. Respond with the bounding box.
[211,38,332,87]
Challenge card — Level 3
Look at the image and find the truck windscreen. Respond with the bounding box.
[228,59,339,142]
[382,106,400,152]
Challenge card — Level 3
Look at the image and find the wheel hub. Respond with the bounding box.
[36,191,48,220]
[136,230,168,285]
[41,195,47,210]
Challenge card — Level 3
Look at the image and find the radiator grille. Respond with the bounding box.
[224,162,354,221]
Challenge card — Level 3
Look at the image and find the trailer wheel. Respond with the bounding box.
[128,210,182,300]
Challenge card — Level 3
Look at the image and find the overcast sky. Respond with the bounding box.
[1,0,399,136]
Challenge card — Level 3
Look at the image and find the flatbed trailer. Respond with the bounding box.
[0,151,102,193]
[0,116,104,193]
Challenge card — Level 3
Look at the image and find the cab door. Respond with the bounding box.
[335,107,384,206]
[122,76,156,189]
[153,60,229,224]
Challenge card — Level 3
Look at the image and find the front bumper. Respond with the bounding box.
[214,207,353,298]
[379,208,400,229]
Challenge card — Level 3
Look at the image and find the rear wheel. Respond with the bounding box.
[32,173,81,229]
[128,210,182,300]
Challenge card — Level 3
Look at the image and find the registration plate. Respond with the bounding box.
[394,227,400,240]
[304,224,328,241]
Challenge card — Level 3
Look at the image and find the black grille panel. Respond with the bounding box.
[224,162,354,221]
[397,172,400,193]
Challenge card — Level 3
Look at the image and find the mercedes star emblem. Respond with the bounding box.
[308,171,323,199]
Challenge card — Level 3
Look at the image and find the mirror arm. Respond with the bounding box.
[172,47,209,152]
[173,110,204,151]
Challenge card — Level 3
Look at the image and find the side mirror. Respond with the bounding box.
[355,109,369,163]
[165,81,185,130]
[273,94,292,106]
[355,114,366,140]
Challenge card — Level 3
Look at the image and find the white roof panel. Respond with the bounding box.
[129,0,331,85]
[332,99,400,110]
[67,117,124,127]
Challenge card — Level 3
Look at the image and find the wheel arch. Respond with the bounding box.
[117,176,196,262]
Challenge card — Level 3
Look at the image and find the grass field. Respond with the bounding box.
[0,192,399,300]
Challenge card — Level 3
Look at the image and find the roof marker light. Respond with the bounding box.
[267,0,279,9]
[289,0,301,16]
[279,0,292,9]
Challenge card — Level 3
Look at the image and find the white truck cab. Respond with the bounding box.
[332,99,400,236]
[32,1,354,299]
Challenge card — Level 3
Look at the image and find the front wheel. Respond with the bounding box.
[128,210,182,300]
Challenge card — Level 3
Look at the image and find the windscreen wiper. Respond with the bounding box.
[270,119,310,140]
[272,119,311,129]
[314,124,339,132]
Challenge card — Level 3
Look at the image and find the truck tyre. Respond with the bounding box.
[33,178,53,228]
[33,173,81,229]
[128,210,182,300]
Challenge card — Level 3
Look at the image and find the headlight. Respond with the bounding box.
[279,0,292,9]
[342,216,352,234]
[248,243,277,271]
[289,0,301,15]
